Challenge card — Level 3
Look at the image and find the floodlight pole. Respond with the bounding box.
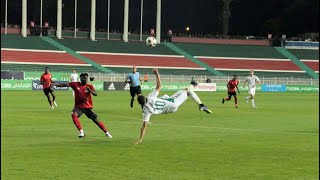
[140,0,143,41]
[123,0,129,42]
[22,0,27,37]
[5,0,8,34]
[57,0,62,39]
[90,0,96,41]
[107,0,110,40]
[156,0,161,44]
[40,0,43,36]
[74,0,77,38]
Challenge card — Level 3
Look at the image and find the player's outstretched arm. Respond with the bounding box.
[256,78,260,85]
[153,68,161,92]
[135,121,148,144]
[86,86,97,96]
[54,83,69,87]
[125,79,131,83]
[125,75,131,83]
[40,75,46,85]
[243,80,248,88]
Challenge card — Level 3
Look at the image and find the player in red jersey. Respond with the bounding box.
[55,73,112,138]
[222,75,240,108]
[40,67,57,109]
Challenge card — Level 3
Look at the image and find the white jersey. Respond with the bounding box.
[142,89,182,122]
[70,73,79,82]
[245,75,260,88]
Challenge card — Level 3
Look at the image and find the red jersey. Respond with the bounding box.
[68,82,95,109]
[227,79,239,92]
[40,73,53,89]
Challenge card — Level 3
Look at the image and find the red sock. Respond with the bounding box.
[98,121,108,133]
[72,114,83,131]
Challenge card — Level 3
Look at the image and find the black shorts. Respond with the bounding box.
[43,87,54,95]
[72,108,98,120]
[228,91,237,98]
[130,85,142,97]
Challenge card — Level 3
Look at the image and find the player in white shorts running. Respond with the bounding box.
[134,68,212,144]
[70,69,79,97]
[243,70,260,108]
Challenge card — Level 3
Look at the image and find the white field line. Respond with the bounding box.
[4,114,318,135]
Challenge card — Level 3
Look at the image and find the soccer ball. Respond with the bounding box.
[146,37,157,47]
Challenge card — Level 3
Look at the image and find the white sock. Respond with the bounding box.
[246,96,250,100]
[252,99,255,107]
[80,129,84,134]
[188,86,203,105]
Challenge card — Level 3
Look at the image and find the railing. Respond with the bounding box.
[1,69,318,85]
[90,73,319,85]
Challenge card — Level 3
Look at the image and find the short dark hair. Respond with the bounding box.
[137,95,146,106]
[45,67,49,69]
[80,72,89,77]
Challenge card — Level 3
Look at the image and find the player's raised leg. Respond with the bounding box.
[245,90,253,103]
[185,86,212,114]
[43,88,54,109]
[85,109,112,138]
[129,87,135,108]
[245,94,252,103]
[72,109,85,138]
[251,96,256,108]
[222,93,232,104]
[249,88,256,108]
[50,90,57,107]
[234,94,238,108]
[45,94,54,109]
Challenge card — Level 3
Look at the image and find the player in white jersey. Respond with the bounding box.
[70,69,79,96]
[134,68,212,144]
[243,70,260,108]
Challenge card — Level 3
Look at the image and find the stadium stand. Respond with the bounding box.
[288,49,319,73]
[1,34,317,78]
[288,49,319,60]
[174,42,286,58]
[1,34,59,50]
[173,42,317,78]
[1,63,101,73]
[56,38,211,75]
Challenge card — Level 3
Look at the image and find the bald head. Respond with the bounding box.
[250,70,254,76]
[132,66,137,73]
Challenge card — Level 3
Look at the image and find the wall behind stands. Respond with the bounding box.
[2,27,269,45]
[1,27,150,41]
[171,37,270,46]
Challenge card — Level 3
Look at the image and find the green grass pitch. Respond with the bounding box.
[1,91,319,180]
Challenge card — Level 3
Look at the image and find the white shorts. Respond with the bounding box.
[248,88,256,96]
[161,90,188,108]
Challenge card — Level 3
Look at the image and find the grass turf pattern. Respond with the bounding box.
[1,91,319,179]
